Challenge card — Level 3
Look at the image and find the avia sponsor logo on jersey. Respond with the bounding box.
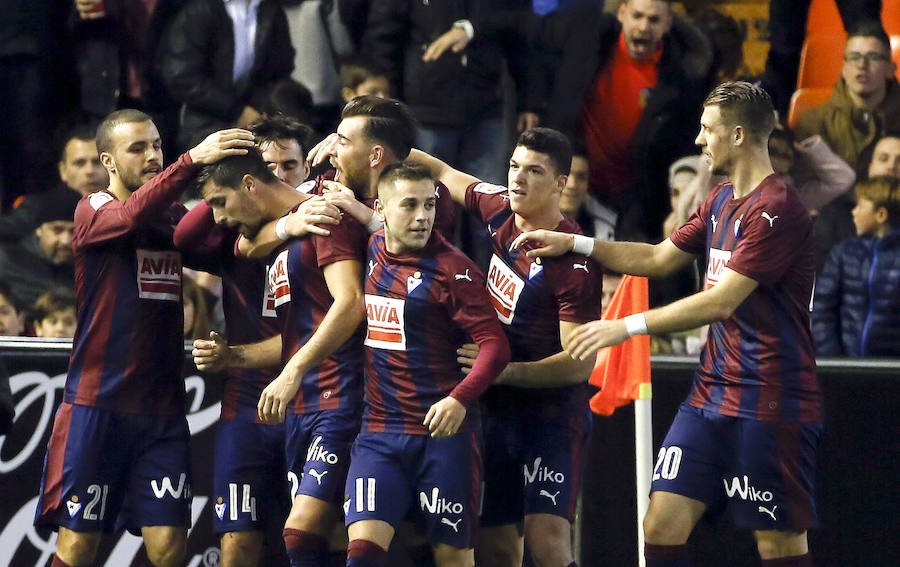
[523,457,565,485]
[267,249,291,309]
[487,255,524,324]
[723,475,774,502]
[419,487,464,516]
[136,249,182,301]
[364,294,406,351]
[704,247,732,291]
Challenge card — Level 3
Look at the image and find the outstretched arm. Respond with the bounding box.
[494,320,594,388]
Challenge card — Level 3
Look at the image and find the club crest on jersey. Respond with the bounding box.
[528,262,543,280]
[267,249,291,309]
[66,496,82,518]
[136,249,182,301]
[364,294,406,351]
[407,273,423,294]
[487,255,524,324]
[472,182,507,195]
[215,497,226,520]
[705,248,732,290]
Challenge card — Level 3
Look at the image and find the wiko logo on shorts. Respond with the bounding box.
[306,436,339,464]
[419,487,464,515]
[523,457,565,485]
[723,475,774,502]
[151,473,190,500]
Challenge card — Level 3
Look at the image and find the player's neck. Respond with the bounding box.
[729,150,775,200]
[107,177,132,201]
[514,208,565,233]
[270,183,305,217]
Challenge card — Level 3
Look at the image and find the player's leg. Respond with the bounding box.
[346,520,394,567]
[432,543,474,567]
[754,530,810,564]
[523,514,574,567]
[221,531,266,567]
[141,525,188,567]
[54,528,102,566]
[476,524,524,567]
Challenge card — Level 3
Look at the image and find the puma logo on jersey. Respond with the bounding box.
[455,269,472,281]
[441,517,462,532]
[573,261,589,272]
[711,214,718,232]
[758,505,778,521]
[539,490,560,506]
[761,212,778,227]
[487,223,497,237]
[734,215,743,237]
[308,469,328,485]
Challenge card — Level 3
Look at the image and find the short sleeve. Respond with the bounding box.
[669,200,709,256]
[554,258,604,324]
[464,181,511,224]
[312,216,367,267]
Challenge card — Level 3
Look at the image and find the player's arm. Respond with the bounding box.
[566,268,758,360]
[492,320,594,388]
[258,259,365,423]
[405,149,479,205]
[192,332,282,372]
[510,231,695,278]
[236,195,341,258]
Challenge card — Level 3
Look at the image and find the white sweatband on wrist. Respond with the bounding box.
[571,234,594,256]
[452,19,474,40]
[275,215,289,240]
[624,313,648,337]
[365,214,384,234]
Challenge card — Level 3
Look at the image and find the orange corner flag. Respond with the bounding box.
[589,275,651,415]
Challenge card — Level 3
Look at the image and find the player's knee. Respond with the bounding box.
[525,529,573,566]
[221,531,263,567]
[754,530,808,559]
[643,508,680,545]
[57,531,101,565]
[433,544,474,567]
[475,532,522,567]
[146,531,187,567]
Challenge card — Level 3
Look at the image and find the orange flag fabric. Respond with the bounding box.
[589,275,652,415]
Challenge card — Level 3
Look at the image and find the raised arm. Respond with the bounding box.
[406,149,480,205]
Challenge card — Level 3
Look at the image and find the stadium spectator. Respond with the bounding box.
[339,55,390,103]
[691,7,744,84]
[560,146,617,241]
[31,288,77,339]
[157,0,294,151]
[0,123,105,241]
[663,156,700,237]
[252,114,314,189]
[0,281,24,337]
[257,78,316,127]
[812,175,900,357]
[0,207,75,309]
[868,135,900,178]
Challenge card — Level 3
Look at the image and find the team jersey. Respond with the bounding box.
[268,179,368,414]
[464,181,604,417]
[174,201,280,421]
[65,153,198,415]
[362,231,508,434]
[669,174,821,423]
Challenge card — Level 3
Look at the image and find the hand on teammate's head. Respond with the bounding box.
[189,129,255,165]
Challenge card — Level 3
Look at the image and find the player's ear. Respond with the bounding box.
[369,145,385,168]
[733,125,745,147]
[100,151,116,174]
[373,198,386,221]
[242,174,255,193]
[555,173,567,194]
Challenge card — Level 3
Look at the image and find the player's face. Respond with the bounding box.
[377,178,436,253]
[869,137,900,178]
[669,169,695,212]
[260,138,309,189]
[507,146,565,218]
[36,220,75,265]
[354,76,390,99]
[695,105,734,176]
[852,197,883,236]
[58,138,108,195]
[104,121,163,191]
[34,307,77,339]
[560,155,590,216]
[202,180,266,238]
[617,0,671,62]
[331,116,373,195]
[0,294,22,337]
[842,36,895,100]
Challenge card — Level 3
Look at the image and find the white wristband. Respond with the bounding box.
[571,234,594,256]
[275,215,289,240]
[365,213,384,234]
[624,313,648,337]
[452,19,474,40]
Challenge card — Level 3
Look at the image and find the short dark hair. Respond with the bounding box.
[251,114,314,155]
[258,79,314,124]
[339,55,388,90]
[196,148,277,193]
[703,81,776,141]
[846,19,891,54]
[96,109,154,154]
[377,160,434,198]
[855,175,900,226]
[515,128,573,175]
[32,288,76,322]
[57,122,99,162]
[341,96,418,159]
[0,280,20,311]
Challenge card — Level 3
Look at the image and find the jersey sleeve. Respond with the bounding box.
[312,215,367,267]
[669,198,710,256]
[463,181,511,224]
[553,257,605,324]
[433,182,457,238]
[73,152,197,249]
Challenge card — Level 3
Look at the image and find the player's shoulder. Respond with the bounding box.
[80,191,115,212]
[749,174,808,218]
[469,181,508,196]
[432,234,484,282]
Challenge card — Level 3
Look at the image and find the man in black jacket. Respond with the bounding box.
[158,0,294,152]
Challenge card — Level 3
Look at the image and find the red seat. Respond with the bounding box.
[806,0,844,36]
[788,88,832,129]
[797,34,846,88]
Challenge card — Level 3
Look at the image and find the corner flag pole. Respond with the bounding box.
[634,384,653,567]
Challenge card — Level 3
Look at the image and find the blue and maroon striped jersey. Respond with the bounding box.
[65,153,198,416]
[670,174,821,423]
[362,231,509,435]
[268,180,368,414]
[464,181,604,418]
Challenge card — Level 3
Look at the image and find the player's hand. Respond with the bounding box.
[258,369,301,424]
[457,343,480,375]
[424,396,466,438]
[566,319,629,360]
[75,0,106,19]
[306,133,340,168]
[192,331,231,373]
[509,229,578,258]
[284,196,341,237]
[188,129,255,165]
[322,181,376,226]
[423,27,471,62]
[517,112,540,132]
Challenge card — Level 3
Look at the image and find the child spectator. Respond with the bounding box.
[812,176,900,356]
[31,288,76,338]
[663,155,700,236]
[0,281,24,337]
[339,55,390,103]
[560,146,617,241]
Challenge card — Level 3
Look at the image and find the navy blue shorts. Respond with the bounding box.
[344,431,483,549]
[651,404,822,530]
[35,402,191,535]
[212,418,288,534]
[284,408,360,506]
[479,410,590,527]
